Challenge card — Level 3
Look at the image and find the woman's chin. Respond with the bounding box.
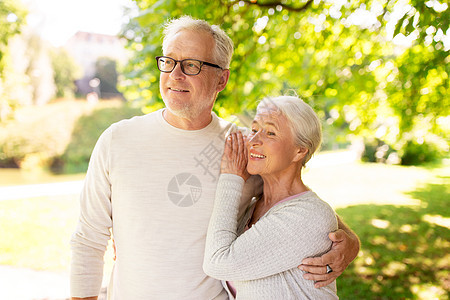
[246,168,260,176]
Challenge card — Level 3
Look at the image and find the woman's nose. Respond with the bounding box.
[248,131,262,146]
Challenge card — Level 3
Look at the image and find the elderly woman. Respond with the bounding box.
[203,96,339,299]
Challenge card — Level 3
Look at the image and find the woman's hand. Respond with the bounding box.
[221,131,250,181]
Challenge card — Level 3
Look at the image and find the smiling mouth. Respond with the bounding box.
[250,153,266,159]
[169,87,189,92]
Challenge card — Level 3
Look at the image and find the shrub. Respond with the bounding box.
[0,100,142,173]
[362,135,448,166]
[361,138,396,163]
[54,104,142,173]
[400,139,446,166]
[0,100,90,169]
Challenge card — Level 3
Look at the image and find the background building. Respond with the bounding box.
[65,31,128,98]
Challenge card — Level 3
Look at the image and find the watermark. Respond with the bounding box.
[193,141,222,182]
[167,173,202,207]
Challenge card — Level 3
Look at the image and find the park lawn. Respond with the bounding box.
[304,161,449,300]
[0,194,79,271]
[0,193,116,274]
[0,160,448,299]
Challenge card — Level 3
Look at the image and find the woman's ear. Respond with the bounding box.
[293,147,308,163]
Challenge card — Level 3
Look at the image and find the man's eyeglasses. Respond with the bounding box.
[155,56,223,76]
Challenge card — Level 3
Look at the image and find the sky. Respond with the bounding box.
[22,0,137,46]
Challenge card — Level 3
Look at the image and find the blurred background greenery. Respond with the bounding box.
[0,0,449,299]
[0,0,448,171]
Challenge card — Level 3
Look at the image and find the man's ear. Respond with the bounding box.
[216,69,230,92]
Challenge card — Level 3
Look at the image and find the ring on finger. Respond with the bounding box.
[326,264,333,274]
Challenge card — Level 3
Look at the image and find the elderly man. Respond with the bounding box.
[70,16,360,299]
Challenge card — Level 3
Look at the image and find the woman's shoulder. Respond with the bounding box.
[272,191,337,224]
[283,191,332,209]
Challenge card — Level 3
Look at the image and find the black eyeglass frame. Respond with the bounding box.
[155,56,223,75]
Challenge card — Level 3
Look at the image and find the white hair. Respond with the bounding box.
[162,16,234,69]
[257,96,322,166]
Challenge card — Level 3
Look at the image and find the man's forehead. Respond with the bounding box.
[163,29,215,60]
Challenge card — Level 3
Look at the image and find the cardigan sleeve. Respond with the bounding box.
[70,126,114,297]
[203,174,337,281]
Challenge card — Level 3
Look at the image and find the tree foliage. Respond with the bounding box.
[0,0,27,120]
[51,48,82,99]
[0,0,27,74]
[95,57,121,98]
[121,0,449,163]
[25,34,56,105]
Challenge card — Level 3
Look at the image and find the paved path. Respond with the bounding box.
[0,265,70,300]
[0,265,107,300]
[0,181,84,201]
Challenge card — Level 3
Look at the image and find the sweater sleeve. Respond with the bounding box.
[70,126,113,297]
[203,174,337,281]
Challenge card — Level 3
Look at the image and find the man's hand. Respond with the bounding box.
[298,218,360,288]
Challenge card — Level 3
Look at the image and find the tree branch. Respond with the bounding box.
[234,0,314,12]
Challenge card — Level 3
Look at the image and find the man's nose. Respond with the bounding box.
[169,62,185,79]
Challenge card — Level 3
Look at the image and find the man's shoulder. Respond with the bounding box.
[214,115,250,137]
[111,110,161,131]
[215,114,234,127]
[100,110,162,144]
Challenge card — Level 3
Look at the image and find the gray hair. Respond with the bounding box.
[162,16,234,69]
[257,96,322,166]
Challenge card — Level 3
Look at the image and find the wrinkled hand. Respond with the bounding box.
[298,229,359,288]
[221,131,250,181]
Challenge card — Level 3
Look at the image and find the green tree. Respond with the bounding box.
[51,48,82,99]
[95,57,121,98]
[0,0,27,74]
[0,0,27,120]
[25,34,56,105]
[121,0,449,163]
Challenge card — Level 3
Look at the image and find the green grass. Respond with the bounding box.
[0,193,116,274]
[301,159,449,299]
[0,195,79,270]
[333,173,450,299]
[0,160,448,299]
